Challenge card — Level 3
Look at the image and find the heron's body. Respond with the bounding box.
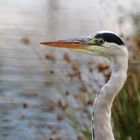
[41,31,128,140]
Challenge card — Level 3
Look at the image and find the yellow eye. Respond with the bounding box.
[88,39,105,46]
[97,39,105,45]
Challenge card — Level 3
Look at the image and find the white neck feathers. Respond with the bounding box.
[92,47,128,140]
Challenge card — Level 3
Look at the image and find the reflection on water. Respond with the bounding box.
[0,0,139,140]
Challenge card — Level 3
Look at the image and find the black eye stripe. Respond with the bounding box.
[94,33,124,45]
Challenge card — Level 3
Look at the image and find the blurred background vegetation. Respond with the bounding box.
[0,0,139,140]
[112,11,140,140]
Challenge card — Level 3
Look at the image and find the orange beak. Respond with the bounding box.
[40,37,110,56]
[40,38,90,49]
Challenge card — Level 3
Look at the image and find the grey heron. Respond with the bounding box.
[41,31,128,140]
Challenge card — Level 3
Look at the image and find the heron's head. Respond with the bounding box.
[41,31,126,58]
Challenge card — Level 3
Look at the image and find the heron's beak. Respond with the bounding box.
[40,38,94,53]
[41,38,111,57]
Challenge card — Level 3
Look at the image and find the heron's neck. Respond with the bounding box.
[92,50,128,140]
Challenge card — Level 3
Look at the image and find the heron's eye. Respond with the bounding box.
[97,39,105,45]
[88,39,105,46]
